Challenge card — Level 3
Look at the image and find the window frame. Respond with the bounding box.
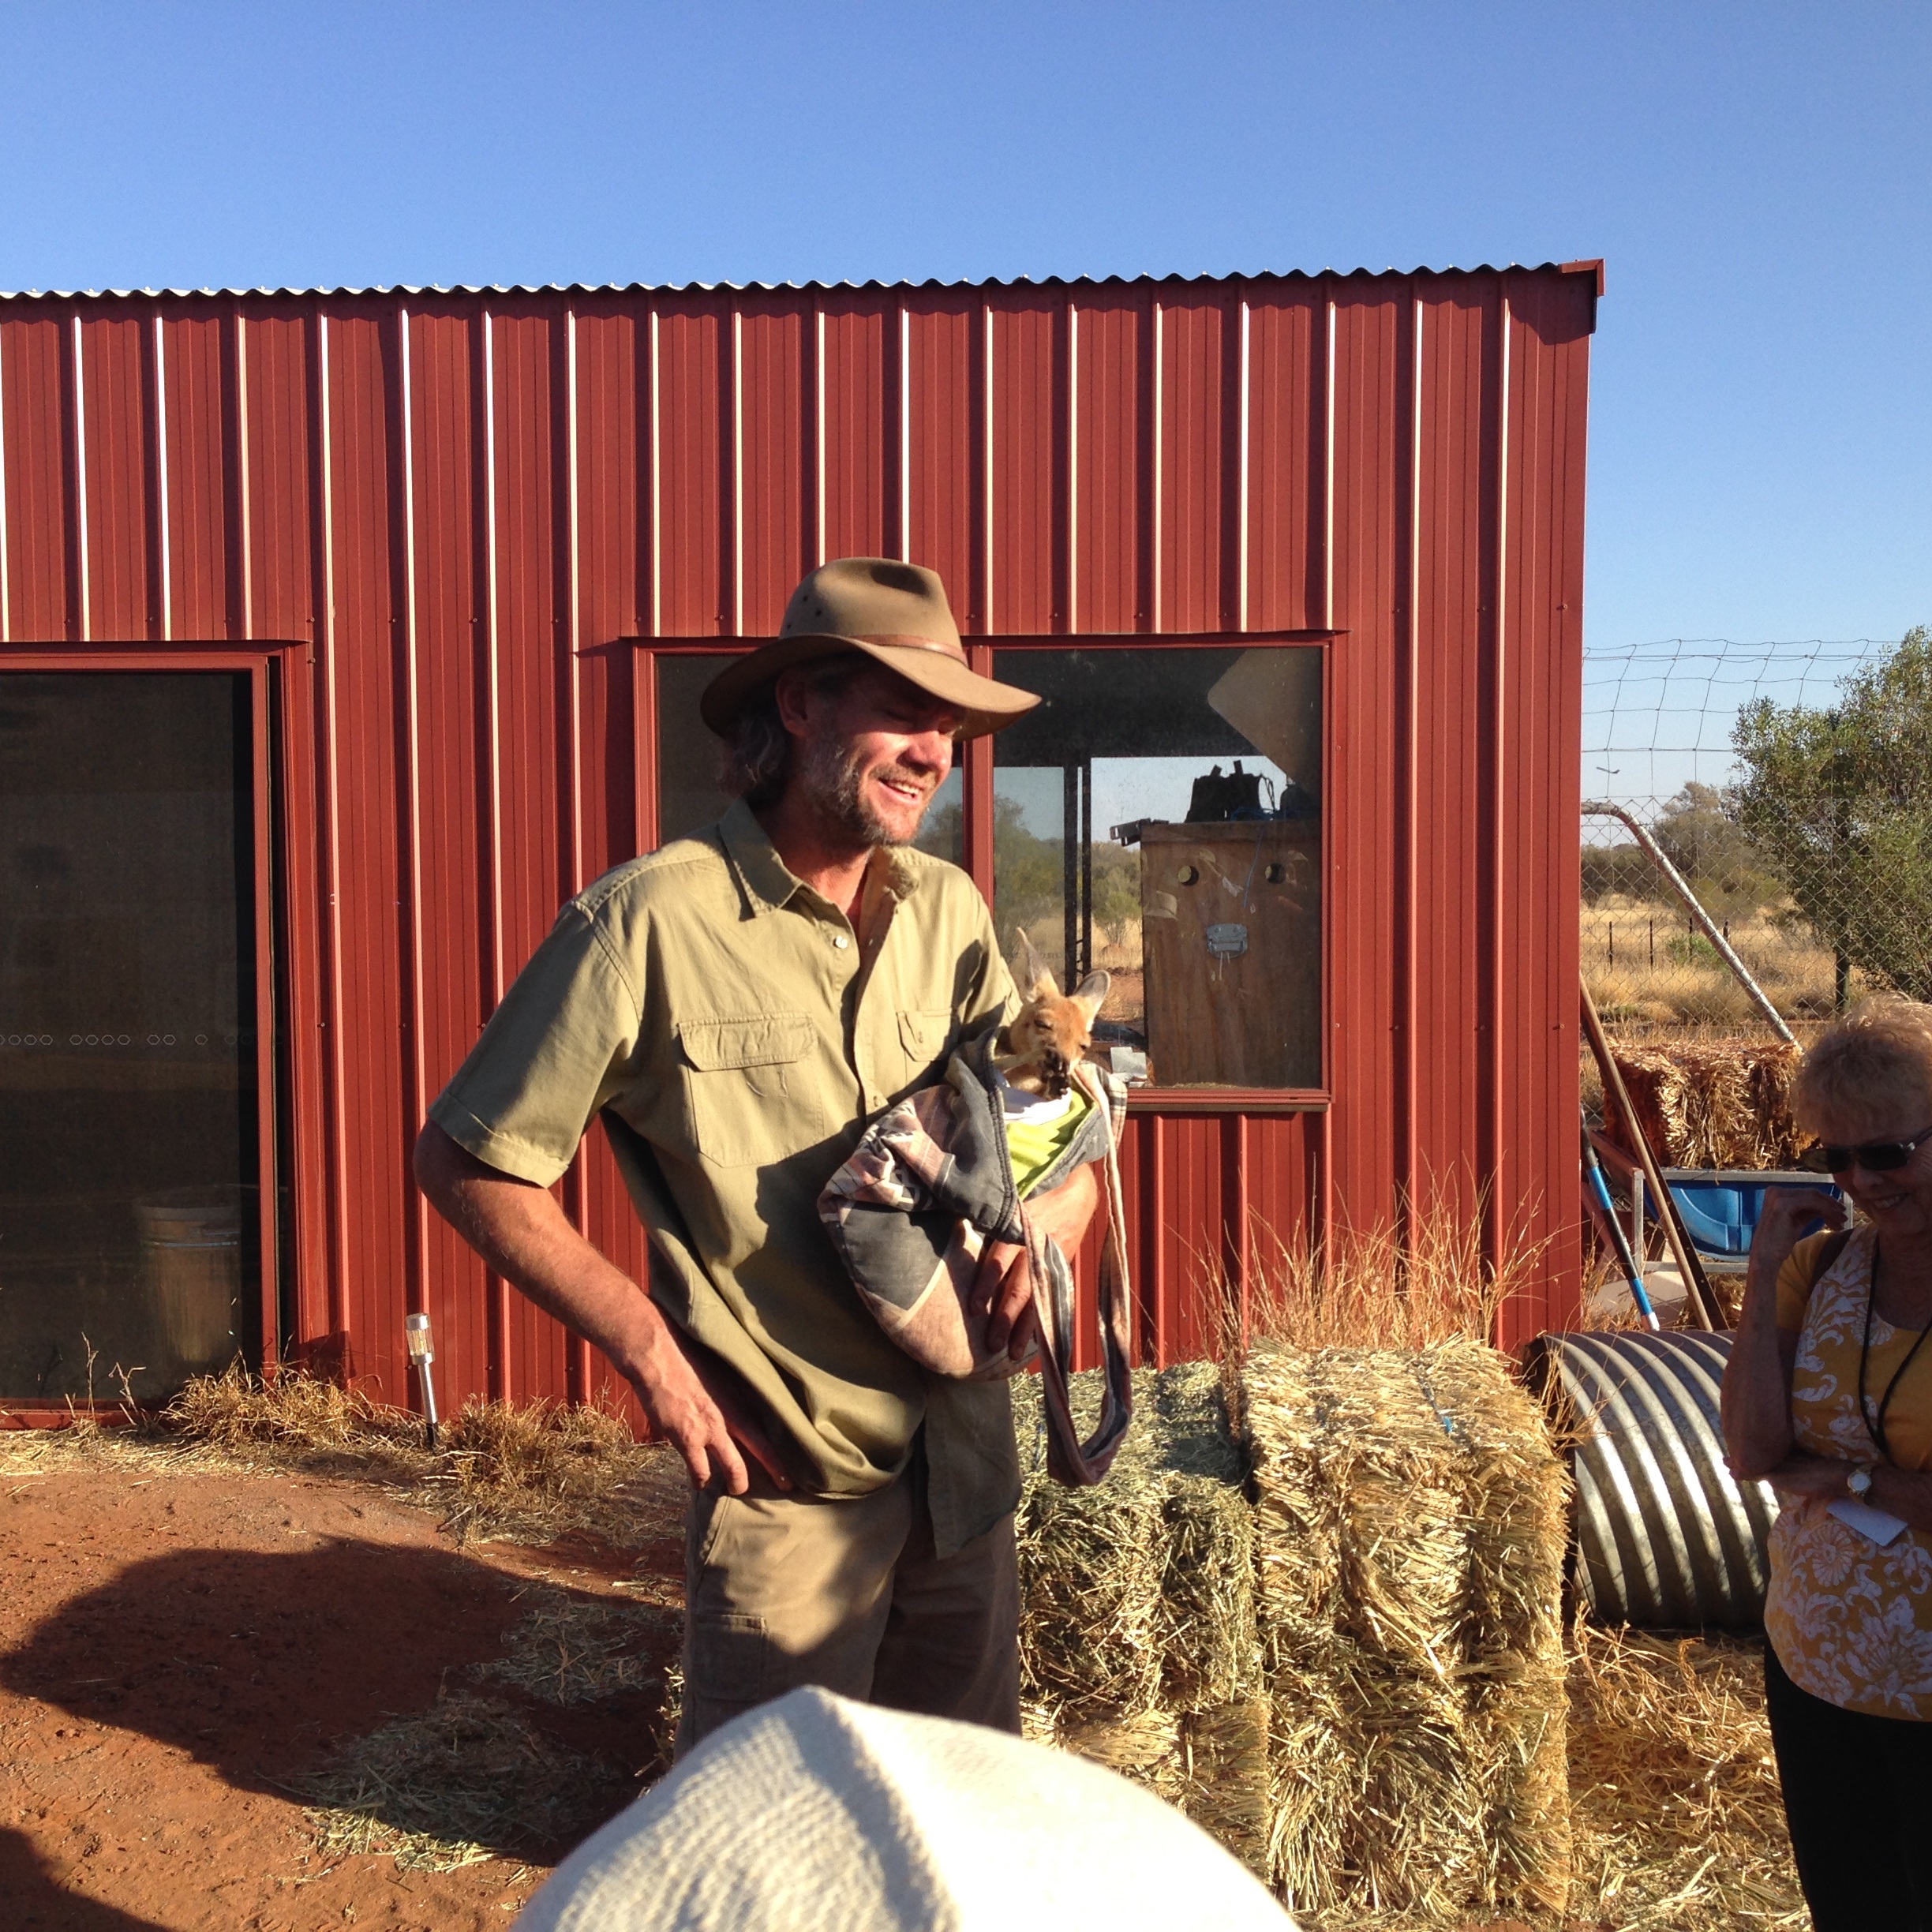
[634,631,1335,1112]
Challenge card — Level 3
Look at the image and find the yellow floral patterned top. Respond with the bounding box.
[1765,1226,1932,1719]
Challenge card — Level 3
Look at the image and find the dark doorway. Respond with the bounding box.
[0,672,264,1404]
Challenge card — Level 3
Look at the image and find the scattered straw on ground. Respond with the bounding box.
[478,1582,679,1707]
[1565,1626,1801,1931]
[295,1689,627,1872]
[2,1368,689,1552]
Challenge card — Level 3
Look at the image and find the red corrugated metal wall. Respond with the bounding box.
[0,268,1596,1412]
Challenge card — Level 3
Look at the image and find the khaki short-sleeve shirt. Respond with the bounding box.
[429,799,1020,1555]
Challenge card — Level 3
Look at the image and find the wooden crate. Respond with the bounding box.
[1139,822,1321,1088]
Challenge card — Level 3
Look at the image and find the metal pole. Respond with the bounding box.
[1061,762,1079,987]
[1582,801,1795,1045]
[1580,979,1726,1330]
[405,1311,440,1449]
[1582,1119,1660,1330]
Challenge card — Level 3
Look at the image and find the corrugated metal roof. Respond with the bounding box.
[0,260,1604,301]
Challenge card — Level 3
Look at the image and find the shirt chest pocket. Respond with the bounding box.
[677,1012,826,1169]
[894,1008,957,1094]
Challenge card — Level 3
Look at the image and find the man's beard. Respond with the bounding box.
[796,732,930,848]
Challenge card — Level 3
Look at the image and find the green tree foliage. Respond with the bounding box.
[1582,841,1653,903]
[1652,782,1780,918]
[1728,627,1932,999]
[918,793,1144,962]
[1091,844,1142,948]
[1581,783,1776,914]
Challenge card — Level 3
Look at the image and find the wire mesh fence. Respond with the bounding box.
[1582,629,1930,1045]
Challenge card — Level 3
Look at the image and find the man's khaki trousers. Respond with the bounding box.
[676,1454,1020,1756]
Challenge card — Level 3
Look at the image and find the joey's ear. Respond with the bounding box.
[1071,970,1111,1024]
[1012,927,1059,1001]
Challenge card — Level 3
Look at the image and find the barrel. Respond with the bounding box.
[135,1187,243,1372]
[1528,1329,1777,1629]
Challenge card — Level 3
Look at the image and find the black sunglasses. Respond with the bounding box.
[1799,1125,1932,1174]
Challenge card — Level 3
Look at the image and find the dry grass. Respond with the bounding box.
[294,1689,627,1873]
[1241,1200,1517,1357]
[1581,898,1846,1032]
[166,1365,420,1452]
[477,1582,678,1708]
[1566,1627,1801,1930]
[0,1368,690,1557]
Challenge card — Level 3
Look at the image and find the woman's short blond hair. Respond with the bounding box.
[1791,997,1932,1136]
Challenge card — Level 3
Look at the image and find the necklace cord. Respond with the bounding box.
[1858,1237,1932,1466]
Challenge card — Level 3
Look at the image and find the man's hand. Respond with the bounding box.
[620,1318,796,1496]
[972,1162,1101,1361]
[413,1122,790,1496]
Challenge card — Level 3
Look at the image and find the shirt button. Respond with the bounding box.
[833,934,850,949]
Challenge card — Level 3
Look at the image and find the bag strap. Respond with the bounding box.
[1808,1227,1853,1290]
[1024,1062,1134,1487]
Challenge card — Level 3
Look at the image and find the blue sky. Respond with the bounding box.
[2,2,1926,665]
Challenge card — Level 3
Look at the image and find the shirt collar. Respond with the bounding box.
[715,797,926,919]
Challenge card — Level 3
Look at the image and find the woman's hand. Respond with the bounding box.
[1722,1186,1833,1479]
[1747,1186,1847,1292]
[1762,1452,1854,1503]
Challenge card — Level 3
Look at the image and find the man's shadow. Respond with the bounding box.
[0,1827,167,1931]
[1,1539,672,1890]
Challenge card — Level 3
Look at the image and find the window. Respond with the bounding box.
[653,652,961,862]
[646,640,1324,1092]
[990,647,1322,1091]
[0,672,263,1402]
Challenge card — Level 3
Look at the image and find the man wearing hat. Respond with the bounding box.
[414,559,1095,1749]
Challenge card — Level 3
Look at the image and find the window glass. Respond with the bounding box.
[0,672,260,1402]
[991,647,1322,1090]
[654,651,962,863]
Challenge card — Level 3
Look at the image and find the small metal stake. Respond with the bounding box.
[405,1312,440,1449]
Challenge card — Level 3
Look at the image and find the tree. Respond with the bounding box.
[1728,627,1932,1000]
[1582,784,1776,912]
[1649,782,1779,919]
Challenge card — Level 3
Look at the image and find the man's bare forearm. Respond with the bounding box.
[413,1121,670,1381]
[412,1122,769,1490]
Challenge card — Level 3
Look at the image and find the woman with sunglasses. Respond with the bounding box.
[1723,997,1932,1929]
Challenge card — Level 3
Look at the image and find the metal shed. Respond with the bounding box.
[0,264,1598,1418]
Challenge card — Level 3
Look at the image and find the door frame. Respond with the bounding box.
[0,645,285,1416]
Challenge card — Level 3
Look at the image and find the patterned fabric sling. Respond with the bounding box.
[818,1025,1133,1486]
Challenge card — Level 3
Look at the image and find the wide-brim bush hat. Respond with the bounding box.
[699,557,1041,739]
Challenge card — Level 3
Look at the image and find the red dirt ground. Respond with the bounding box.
[2,1454,1567,1932]
[0,1460,683,1931]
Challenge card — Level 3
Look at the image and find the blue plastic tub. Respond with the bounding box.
[1646,1169,1844,1261]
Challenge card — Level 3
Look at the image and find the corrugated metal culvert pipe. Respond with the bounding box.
[1528,1331,1777,1629]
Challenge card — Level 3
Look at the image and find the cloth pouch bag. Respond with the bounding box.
[818,1027,1133,1485]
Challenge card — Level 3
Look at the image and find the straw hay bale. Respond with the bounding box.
[1013,1362,1267,1870]
[1611,1040,1803,1169]
[1241,1337,1571,1923]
